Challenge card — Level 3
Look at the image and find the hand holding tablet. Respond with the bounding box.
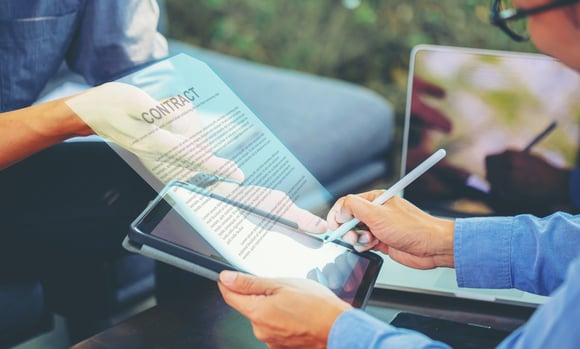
[125,181,383,308]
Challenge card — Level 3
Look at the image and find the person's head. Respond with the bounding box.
[492,0,580,69]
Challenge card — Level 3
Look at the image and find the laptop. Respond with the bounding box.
[375,44,580,307]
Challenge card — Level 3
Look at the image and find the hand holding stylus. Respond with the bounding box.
[324,149,446,244]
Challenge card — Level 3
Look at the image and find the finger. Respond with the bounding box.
[386,248,436,270]
[341,230,359,245]
[353,230,378,252]
[217,281,258,317]
[296,214,328,234]
[322,263,343,290]
[327,190,386,230]
[327,191,385,232]
[341,194,386,229]
[330,201,354,228]
[281,202,327,233]
[248,187,328,234]
[218,270,278,296]
[326,197,347,230]
[352,190,386,202]
[314,267,329,287]
[202,156,245,183]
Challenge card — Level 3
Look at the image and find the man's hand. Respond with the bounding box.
[218,271,351,349]
[326,192,455,269]
[66,82,244,184]
[68,82,327,234]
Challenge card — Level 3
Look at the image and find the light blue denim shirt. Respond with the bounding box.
[329,212,580,348]
[0,0,168,112]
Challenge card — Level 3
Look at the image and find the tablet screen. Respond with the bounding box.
[130,181,382,307]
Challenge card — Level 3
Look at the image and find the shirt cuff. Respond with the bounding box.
[454,217,514,289]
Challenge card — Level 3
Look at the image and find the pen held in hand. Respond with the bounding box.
[323,148,447,244]
[524,120,557,152]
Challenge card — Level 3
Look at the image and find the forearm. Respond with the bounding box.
[0,97,92,170]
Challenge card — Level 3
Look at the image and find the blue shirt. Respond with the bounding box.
[329,212,580,348]
[0,0,168,112]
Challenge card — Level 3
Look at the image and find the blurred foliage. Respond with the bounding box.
[165,0,537,131]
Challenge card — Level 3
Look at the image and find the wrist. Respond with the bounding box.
[431,217,455,268]
[52,97,94,137]
[320,302,352,346]
[27,97,94,140]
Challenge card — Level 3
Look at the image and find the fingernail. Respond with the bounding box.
[220,270,238,285]
[357,235,371,245]
[343,234,357,245]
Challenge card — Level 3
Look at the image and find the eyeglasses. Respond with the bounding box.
[490,0,580,42]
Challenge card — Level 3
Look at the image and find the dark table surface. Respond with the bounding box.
[71,278,536,349]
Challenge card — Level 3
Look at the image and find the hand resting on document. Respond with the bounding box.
[66,82,326,234]
[65,81,244,184]
[193,176,328,234]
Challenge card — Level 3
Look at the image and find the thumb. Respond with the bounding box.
[218,271,282,320]
[219,270,277,296]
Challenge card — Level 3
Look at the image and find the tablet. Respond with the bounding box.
[125,181,383,308]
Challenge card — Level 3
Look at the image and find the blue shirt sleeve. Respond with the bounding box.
[454,212,580,295]
[328,212,580,349]
[497,256,580,349]
[328,309,451,349]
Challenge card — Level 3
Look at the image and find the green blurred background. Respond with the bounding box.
[164,0,538,166]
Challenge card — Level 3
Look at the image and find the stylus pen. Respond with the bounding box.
[524,120,557,152]
[183,182,300,229]
[323,148,447,244]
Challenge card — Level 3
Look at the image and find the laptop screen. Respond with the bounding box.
[374,45,580,306]
[401,44,580,218]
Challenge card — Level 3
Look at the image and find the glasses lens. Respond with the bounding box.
[498,0,528,38]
